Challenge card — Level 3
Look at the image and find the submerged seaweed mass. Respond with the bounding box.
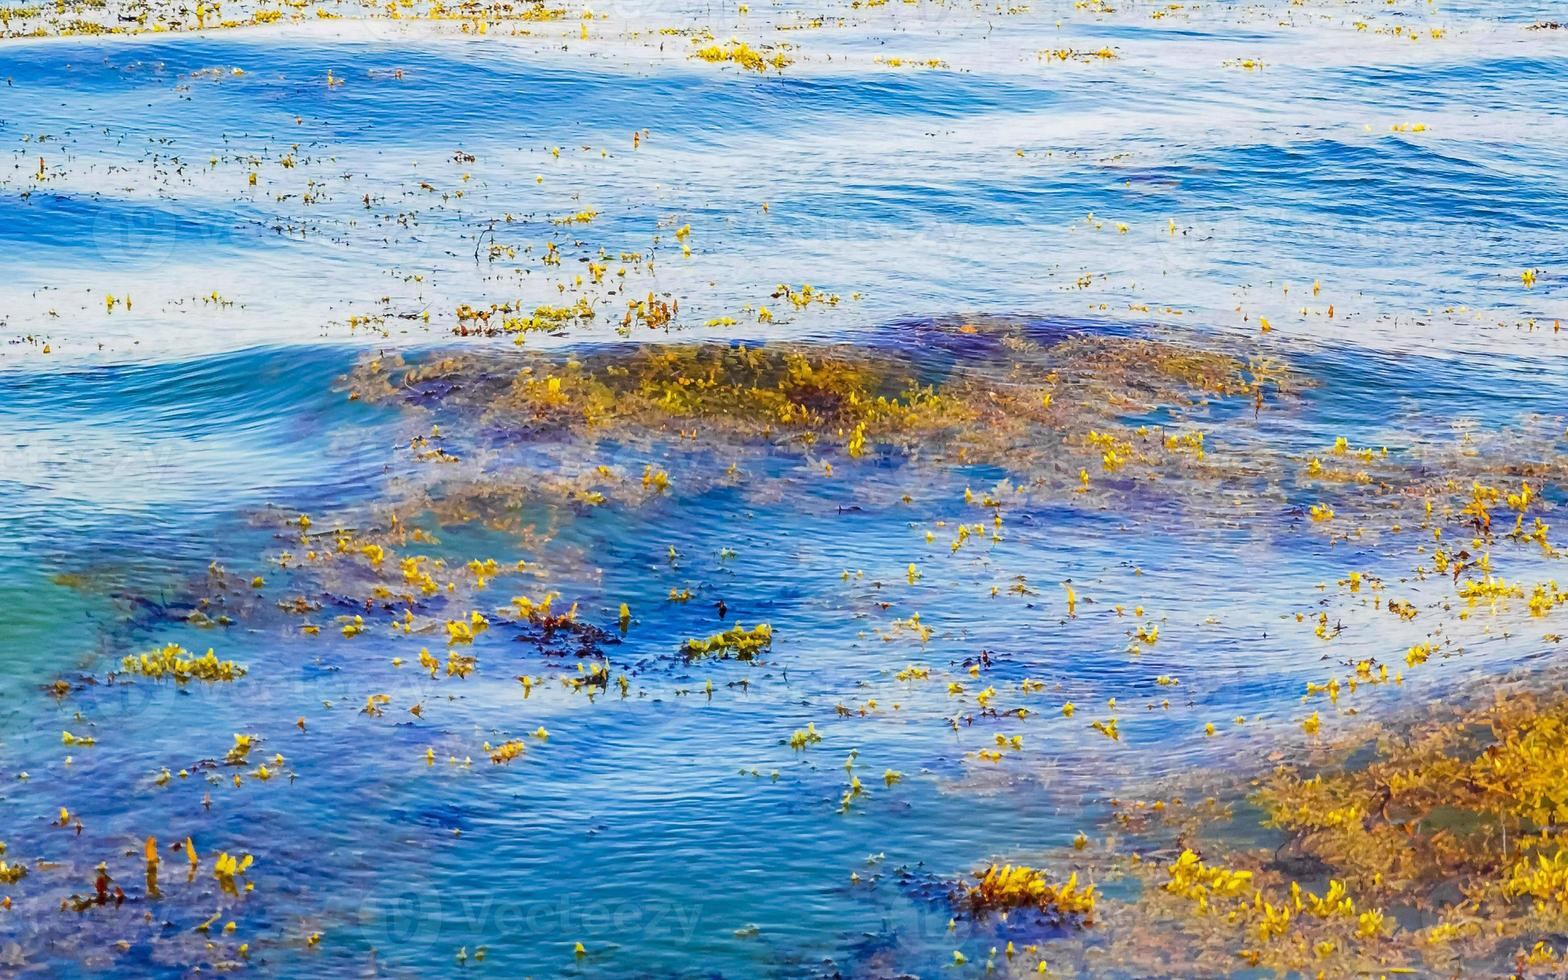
[1,0,1566,974]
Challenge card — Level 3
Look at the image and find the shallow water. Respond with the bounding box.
[1,0,1565,976]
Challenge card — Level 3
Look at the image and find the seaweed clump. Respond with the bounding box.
[345,327,1273,498]
[1014,682,1568,977]
[965,863,1099,925]
[1244,688,1568,973]
[683,622,773,661]
[120,644,247,683]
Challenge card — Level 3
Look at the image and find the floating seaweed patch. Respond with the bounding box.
[940,669,1568,976]
[683,622,773,660]
[963,863,1098,924]
[119,644,246,683]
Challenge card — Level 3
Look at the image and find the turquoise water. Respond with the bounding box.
[2,2,1566,976]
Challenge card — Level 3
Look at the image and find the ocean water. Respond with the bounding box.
[0,1,1565,975]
